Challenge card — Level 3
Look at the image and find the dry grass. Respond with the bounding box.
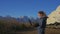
[45,28,60,34]
[13,28,60,34]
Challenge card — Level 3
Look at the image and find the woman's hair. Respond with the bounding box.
[38,11,47,16]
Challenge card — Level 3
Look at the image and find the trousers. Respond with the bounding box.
[38,27,45,34]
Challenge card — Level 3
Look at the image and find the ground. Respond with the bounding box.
[14,28,60,34]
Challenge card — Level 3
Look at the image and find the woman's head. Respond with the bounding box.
[38,11,47,18]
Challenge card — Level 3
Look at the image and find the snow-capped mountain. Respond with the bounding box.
[0,16,16,22]
[47,5,60,24]
[29,16,36,23]
[17,16,37,24]
[17,16,32,23]
[0,16,35,24]
[0,16,3,19]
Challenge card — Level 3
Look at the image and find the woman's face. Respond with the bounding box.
[38,13,43,18]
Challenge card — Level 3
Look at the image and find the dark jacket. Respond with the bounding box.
[38,17,48,28]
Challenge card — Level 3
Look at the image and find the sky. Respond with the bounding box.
[0,0,60,18]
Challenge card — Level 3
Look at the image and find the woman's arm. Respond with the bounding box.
[28,19,32,25]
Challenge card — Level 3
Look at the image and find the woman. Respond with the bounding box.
[29,11,48,34]
[37,11,48,34]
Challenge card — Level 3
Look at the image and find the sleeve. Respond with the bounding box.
[28,19,32,25]
[40,19,44,27]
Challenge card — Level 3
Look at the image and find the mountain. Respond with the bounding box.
[17,16,32,23]
[17,16,37,24]
[0,16,35,24]
[0,16,3,19]
[47,5,60,24]
[0,16,16,22]
[29,16,36,23]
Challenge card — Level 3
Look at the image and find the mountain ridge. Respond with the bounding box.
[47,5,60,24]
